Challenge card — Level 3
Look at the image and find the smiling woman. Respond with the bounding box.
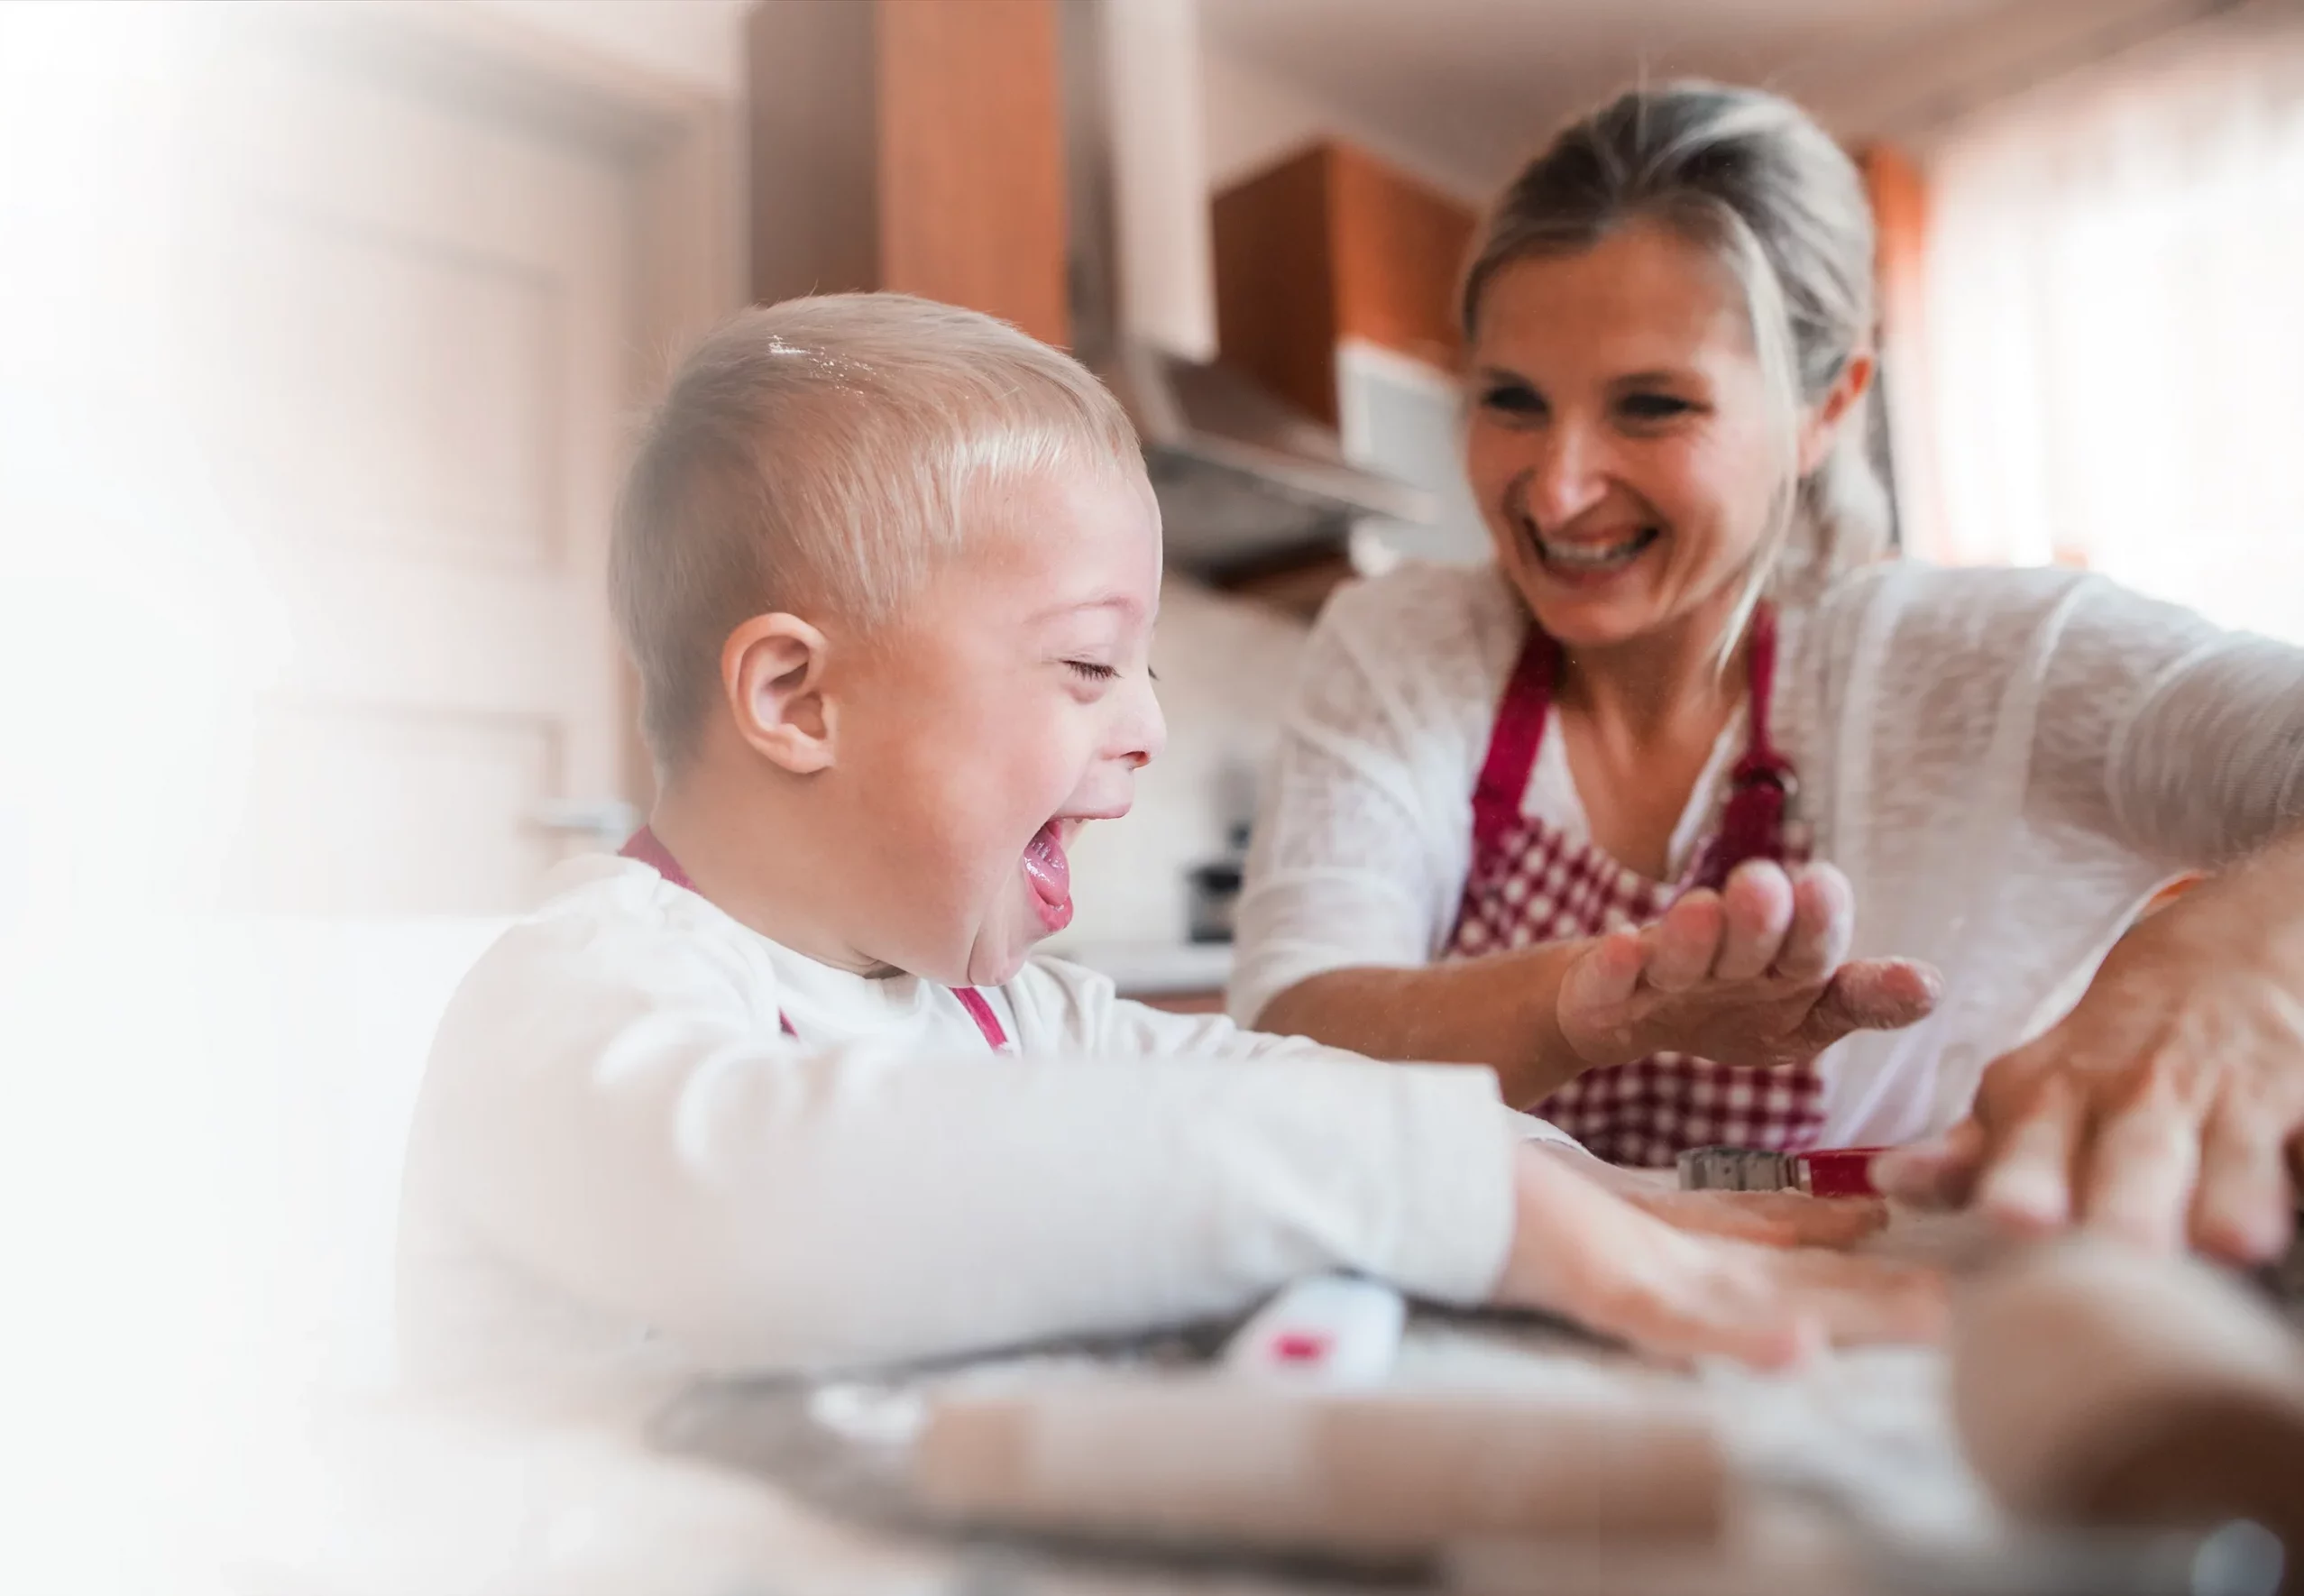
[1234,80,2304,1260]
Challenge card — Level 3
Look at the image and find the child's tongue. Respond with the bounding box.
[1022,821,1073,930]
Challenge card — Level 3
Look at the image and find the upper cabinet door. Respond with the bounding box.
[748,0,1069,350]
[1212,141,1477,427]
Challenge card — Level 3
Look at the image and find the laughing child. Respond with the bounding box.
[396,295,1940,1410]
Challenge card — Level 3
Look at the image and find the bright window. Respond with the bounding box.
[1911,10,2304,643]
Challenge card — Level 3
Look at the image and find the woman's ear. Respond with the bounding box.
[721,613,837,774]
[1797,349,1877,476]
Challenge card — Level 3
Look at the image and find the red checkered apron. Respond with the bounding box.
[1443,605,1825,1167]
[618,826,1014,1052]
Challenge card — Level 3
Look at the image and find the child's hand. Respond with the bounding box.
[1557,860,1941,1073]
[1556,1153,1890,1249]
[1617,1187,1887,1249]
[1488,1143,1943,1368]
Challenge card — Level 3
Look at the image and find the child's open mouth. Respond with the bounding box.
[1023,820,1074,932]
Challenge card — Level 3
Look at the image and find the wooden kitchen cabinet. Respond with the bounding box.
[1209,141,1491,608]
[746,0,1069,347]
[1211,142,1479,428]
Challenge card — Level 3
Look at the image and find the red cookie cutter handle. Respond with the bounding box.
[1801,1146,1890,1198]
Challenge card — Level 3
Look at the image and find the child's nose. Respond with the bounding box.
[1115,675,1167,769]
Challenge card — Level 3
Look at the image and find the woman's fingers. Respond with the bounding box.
[1644,890,1725,993]
[1712,863,1795,982]
[1554,931,1653,1067]
[1776,863,1855,983]
[1975,1072,2084,1234]
[2078,1066,2207,1255]
[1796,959,1943,1044]
[2188,1098,2297,1264]
[1572,927,1648,1010]
[1871,1117,1987,1210]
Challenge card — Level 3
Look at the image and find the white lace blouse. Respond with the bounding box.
[1232,559,2304,1149]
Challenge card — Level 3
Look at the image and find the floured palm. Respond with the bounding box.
[1558,859,1941,1072]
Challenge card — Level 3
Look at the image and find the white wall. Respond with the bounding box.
[470,0,748,100]
[1200,38,1489,203]
[1054,575,1312,949]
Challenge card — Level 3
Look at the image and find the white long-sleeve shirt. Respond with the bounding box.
[1233,559,2304,1151]
[396,856,1570,1408]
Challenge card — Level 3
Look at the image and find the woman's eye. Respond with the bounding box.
[1479,381,1546,417]
[1064,660,1118,683]
[1620,392,1694,421]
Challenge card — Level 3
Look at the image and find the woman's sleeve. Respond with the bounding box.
[416,915,1519,1376]
[1960,572,2304,867]
[1228,573,1493,1025]
[1020,956,1585,1151]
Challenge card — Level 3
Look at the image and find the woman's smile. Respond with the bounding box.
[1519,512,1666,583]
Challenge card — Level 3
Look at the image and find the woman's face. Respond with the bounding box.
[1464,218,1795,653]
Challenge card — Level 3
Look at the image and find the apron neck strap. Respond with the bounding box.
[620,823,696,891]
[1470,603,1793,877]
[1689,603,1795,893]
[1469,628,1557,848]
[1738,601,1788,779]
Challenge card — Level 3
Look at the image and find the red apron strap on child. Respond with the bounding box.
[619,824,696,891]
[619,825,1005,1051]
[1469,629,1559,849]
[952,986,1014,1053]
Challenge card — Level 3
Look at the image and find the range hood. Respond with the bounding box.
[1057,0,1435,575]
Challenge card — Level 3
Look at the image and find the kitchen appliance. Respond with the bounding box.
[1057,0,1435,575]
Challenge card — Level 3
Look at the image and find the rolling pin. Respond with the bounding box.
[1951,1241,2304,1581]
[913,1373,1726,1557]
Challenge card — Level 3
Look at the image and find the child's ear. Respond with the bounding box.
[722,613,838,774]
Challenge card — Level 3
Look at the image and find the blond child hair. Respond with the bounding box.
[610,293,1143,767]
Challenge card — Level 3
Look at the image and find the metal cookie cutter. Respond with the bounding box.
[1677,1144,1889,1197]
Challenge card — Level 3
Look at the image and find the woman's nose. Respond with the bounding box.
[1524,421,1611,531]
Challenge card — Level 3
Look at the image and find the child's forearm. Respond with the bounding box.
[429,1027,1521,1371]
[1249,948,1590,1110]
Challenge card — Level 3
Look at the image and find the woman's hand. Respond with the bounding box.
[1556,860,1941,1072]
[1488,1143,1943,1367]
[1875,838,2304,1265]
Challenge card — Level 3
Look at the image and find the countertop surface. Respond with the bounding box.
[1052,940,1236,997]
[207,1213,2063,1596]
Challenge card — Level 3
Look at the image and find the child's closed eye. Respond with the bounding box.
[1064,660,1118,683]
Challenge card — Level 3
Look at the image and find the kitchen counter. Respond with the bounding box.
[220,1332,1985,1596]
[1052,939,1235,1000]
[204,1214,2044,1596]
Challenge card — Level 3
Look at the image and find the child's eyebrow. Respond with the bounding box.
[1030,593,1147,624]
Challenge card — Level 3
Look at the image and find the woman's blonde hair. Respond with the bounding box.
[1462,82,1891,627]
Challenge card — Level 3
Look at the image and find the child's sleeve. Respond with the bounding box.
[414,914,1520,1376]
